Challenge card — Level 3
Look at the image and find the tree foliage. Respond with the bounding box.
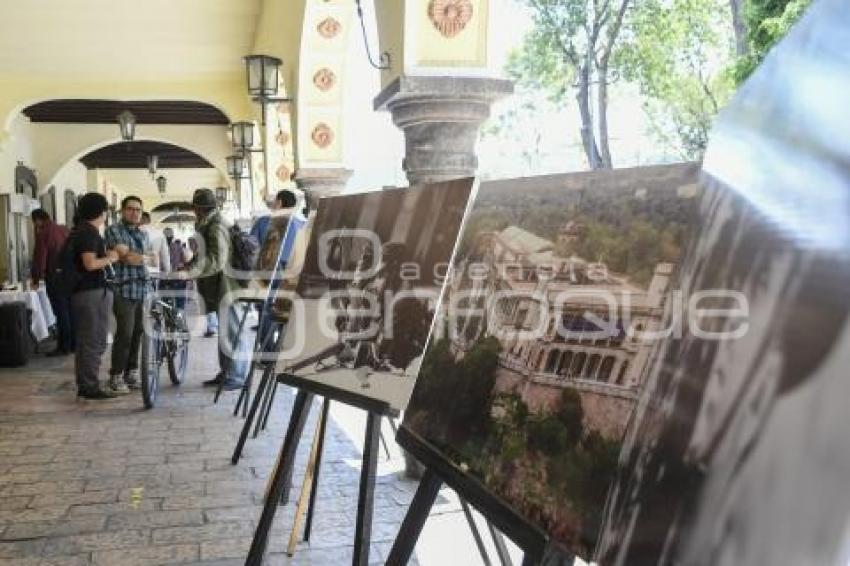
[617,0,735,159]
[508,0,631,170]
[734,0,811,82]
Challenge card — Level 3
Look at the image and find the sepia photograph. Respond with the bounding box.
[278,179,475,411]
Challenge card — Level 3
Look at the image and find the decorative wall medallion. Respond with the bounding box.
[275,130,290,146]
[311,123,334,149]
[313,68,336,92]
[276,164,291,182]
[427,0,474,38]
[317,17,341,39]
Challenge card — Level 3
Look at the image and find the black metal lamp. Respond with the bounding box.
[156,175,167,195]
[226,154,247,180]
[243,54,292,125]
[215,186,229,207]
[230,122,255,152]
[117,110,136,142]
[147,155,159,178]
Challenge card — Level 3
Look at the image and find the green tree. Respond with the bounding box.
[617,0,735,159]
[508,0,631,170]
[734,0,811,82]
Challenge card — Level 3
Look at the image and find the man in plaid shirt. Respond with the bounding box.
[105,195,149,395]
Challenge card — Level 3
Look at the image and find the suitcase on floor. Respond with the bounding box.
[0,301,32,367]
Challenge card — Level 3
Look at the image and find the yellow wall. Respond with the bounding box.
[375,0,406,88]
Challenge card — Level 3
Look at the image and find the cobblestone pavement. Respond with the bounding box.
[0,333,520,566]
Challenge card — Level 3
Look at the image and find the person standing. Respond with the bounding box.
[104,196,149,395]
[70,193,119,400]
[181,188,249,390]
[30,208,74,355]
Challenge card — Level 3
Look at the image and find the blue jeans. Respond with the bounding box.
[218,302,250,383]
[206,312,218,333]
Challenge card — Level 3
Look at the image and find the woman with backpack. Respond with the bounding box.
[69,193,120,400]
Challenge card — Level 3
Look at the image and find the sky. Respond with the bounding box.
[343,0,682,192]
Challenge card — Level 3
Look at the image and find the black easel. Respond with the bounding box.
[245,373,399,566]
[384,426,565,566]
[230,324,288,466]
[215,214,302,415]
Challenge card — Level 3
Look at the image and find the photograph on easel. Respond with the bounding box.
[277,178,475,411]
[401,163,700,559]
[596,2,850,563]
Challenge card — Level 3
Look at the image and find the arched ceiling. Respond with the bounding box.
[79,141,213,170]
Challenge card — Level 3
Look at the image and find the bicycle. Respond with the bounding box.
[109,272,190,408]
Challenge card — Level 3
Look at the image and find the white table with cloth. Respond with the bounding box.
[0,288,56,342]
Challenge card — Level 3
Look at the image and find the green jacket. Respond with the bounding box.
[193,210,239,314]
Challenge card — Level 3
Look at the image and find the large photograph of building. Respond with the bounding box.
[403,163,699,558]
[277,179,474,411]
[596,4,850,563]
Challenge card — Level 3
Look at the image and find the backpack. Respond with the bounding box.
[48,232,82,297]
[229,224,260,277]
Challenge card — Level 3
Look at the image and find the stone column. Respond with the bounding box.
[293,167,353,210]
[374,76,513,185]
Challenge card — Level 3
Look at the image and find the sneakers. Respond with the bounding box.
[203,330,217,338]
[107,374,131,395]
[124,370,141,390]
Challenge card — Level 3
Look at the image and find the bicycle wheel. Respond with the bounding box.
[141,331,161,409]
[168,337,189,385]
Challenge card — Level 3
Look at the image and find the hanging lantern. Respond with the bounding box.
[230,122,255,152]
[147,155,159,178]
[215,186,229,206]
[226,154,247,179]
[117,110,136,142]
[244,55,282,98]
[156,175,167,195]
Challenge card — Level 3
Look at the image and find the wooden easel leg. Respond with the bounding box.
[352,412,381,566]
[287,398,328,556]
[302,398,330,543]
[230,363,274,465]
[384,469,443,566]
[246,390,314,566]
[487,520,513,566]
[460,497,492,566]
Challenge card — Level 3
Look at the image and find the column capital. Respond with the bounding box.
[374,76,513,185]
[293,167,353,209]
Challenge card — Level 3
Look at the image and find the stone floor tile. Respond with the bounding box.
[105,509,204,531]
[91,543,199,565]
[42,529,150,557]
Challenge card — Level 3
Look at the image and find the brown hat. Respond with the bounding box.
[191,188,217,208]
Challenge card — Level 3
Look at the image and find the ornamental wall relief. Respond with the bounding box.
[427,0,474,38]
[275,164,291,182]
[312,68,336,92]
[317,17,341,39]
[311,123,334,149]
